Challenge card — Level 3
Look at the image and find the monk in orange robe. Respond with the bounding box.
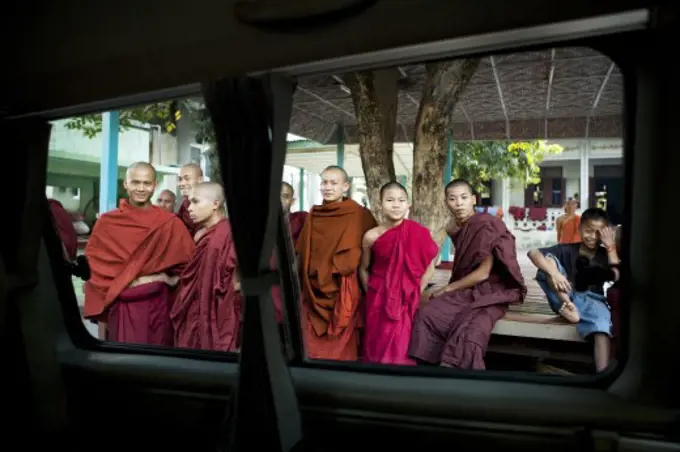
[556,199,581,244]
[171,182,243,351]
[47,199,78,262]
[155,189,177,212]
[270,181,309,324]
[83,162,195,345]
[177,163,204,237]
[297,166,377,361]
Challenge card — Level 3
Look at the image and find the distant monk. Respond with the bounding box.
[172,182,242,351]
[297,166,377,360]
[556,199,581,244]
[156,189,177,212]
[83,162,195,345]
[360,182,438,365]
[270,181,309,324]
[409,179,526,369]
[47,199,78,261]
[177,163,204,237]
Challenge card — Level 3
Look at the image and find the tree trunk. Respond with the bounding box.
[207,146,223,186]
[410,59,480,246]
[346,69,398,218]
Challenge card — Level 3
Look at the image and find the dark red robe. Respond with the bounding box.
[47,199,78,261]
[363,220,438,365]
[177,197,200,238]
[171,219,242,352]
[270,211,309,324]
[83,201,195,346]
[409,213,526,369]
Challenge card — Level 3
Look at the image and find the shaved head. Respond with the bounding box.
[178,162,204,197]
[181,162,203,178]
[156,189,177,212]
[320,165,350,204]
[124,162,157,207]
[188,182,227,228]
[321,165,349,183]
[281,181,296,213]
[193,182,225,204]
[126,161,157,181]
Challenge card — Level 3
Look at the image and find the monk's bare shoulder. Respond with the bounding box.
[362,226,385,248]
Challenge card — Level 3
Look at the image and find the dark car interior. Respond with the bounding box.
[2,1,680,450]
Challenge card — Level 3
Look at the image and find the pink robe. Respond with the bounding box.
[363,220,438,365]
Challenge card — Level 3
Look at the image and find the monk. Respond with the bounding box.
[156,189,177,212]
[270,181,310,324]
[297,165,377,361]
[171,182,242,351]
[409,179,527,370]
[83,162,195,345]
[177,163,204,237]
[556,198,581,244]
[360,182,439,365]
[47,199,78,261]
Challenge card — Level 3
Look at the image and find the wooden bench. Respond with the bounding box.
[493,312,582,342]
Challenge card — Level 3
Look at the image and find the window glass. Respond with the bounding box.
[285,47,625,376]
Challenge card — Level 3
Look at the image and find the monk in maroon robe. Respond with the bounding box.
[360,182,438,365]
[171,182,243,351]
[270,181,309,323]
[409,179,526,370]
[177,163,204,238]
[47,199,78,261]
[155,189,177,213]
[84,162,195,345]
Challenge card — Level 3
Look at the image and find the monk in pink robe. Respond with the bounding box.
[270,182,309,324]
[360,182,438,365]
[171,182,243,351]
[409,179,526,370]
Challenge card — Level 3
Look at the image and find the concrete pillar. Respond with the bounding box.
[99,111,120,214]
[579,140,590,209]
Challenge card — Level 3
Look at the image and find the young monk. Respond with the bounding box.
[171,182,242,352]
[271,182,309,325]
[83,162,195,345]
[155,189,177,212]
[360,182,439,365]
[280,181,309,245]
[556,198,581,244]
[177,163,204,237]
[409,179,527,370]
[47,198,78,262]
[528,208,619,372]
[296,165,377,361]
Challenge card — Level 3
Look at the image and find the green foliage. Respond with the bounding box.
[451,140,563,195]
[64,101,182,138]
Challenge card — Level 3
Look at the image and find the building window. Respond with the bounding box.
[551,178,562,206]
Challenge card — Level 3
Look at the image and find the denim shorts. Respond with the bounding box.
[536,254,612,338]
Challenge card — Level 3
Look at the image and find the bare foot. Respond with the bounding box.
[557,299,580,323]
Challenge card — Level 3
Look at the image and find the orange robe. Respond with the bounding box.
[559,215,581,244]
[84,201,195,345]
[296,199,377,361]
[171,219,242,352]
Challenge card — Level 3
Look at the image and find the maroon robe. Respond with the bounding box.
[270,210,309,323]
[409,213,526,369]
[177,197,199,238]
[48,199,78,261]
[171,219,242,351]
